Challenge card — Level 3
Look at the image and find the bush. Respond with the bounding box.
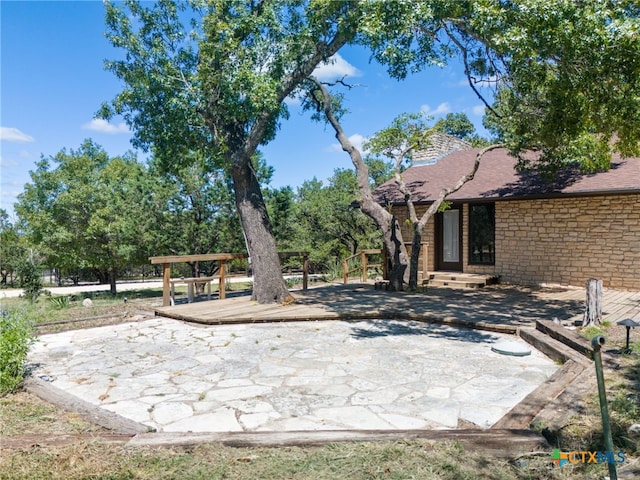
[0,309,36,396]
[48,295,71,310]
[16,257,44,303]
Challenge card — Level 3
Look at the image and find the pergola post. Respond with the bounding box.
[302,253,309,290]
[162,263,171,307]
[219,260,226,300]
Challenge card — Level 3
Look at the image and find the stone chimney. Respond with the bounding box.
[412,132,473,166]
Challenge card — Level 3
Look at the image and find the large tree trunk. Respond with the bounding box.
[231,160,293,304]
[384,214,409,290]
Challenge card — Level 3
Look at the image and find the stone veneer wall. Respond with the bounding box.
[495,193,640,290]
[392,193,640,289]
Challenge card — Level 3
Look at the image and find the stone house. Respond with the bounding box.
[374,142,640,290]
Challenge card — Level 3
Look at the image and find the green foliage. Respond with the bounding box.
[434,113,475,140]
[101,0,363,170]
[360,1,640,173]
[15,140,157,294]
[365,111,489,172]
[0,209,25,288]
[284,277,302,289]
[364,112,432,164]
[582,325,606,339]
[284,168,383,272]
[265,186,296,247]
[321,261,344,283]
[611,389,640,423]
[466,1,640,172]
[437,201,452,213]
[48,295,71,310]
[15,252,44,303]
[434,112,490,147]
[0,309,35,396]
[147,153,246,262]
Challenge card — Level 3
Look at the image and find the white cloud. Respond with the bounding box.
[472,104,485,116]
[420,102,451,116]
[82,118,130,134]
[328,133,368,153]
[283,54,360,106]
[313,53,361,81]
[0,155,18,167]
[0,127,35,143]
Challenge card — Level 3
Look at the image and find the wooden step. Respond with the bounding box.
[423,273,495,290]
[428,279,486,289]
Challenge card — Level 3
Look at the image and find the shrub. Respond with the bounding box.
[0,309,36,396]
[48,295,71,310]
[16,257,44,303]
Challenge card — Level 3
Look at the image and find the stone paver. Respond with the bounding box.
[28,318,558,432]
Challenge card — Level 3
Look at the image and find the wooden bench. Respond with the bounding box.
[169,276,217,305]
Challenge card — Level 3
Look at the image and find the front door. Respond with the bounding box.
[435,206,463,271]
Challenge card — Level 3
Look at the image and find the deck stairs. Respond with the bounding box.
[422,272,499,290]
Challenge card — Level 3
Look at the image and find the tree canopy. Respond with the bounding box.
[305,0,640,289]
[101,0,371,303]
[99,0,640,296]
[15,140,154,294]
[381,1,640,172]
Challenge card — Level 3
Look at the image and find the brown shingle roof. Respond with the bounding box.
[375,147,640,205]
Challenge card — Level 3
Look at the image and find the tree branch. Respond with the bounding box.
[442,22,501,119]
[320,75,362,89]
[418,143,504,230]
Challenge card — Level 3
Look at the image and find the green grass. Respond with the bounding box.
[581,325,606,339]
[0,439,602,480]
[0,288,165,326]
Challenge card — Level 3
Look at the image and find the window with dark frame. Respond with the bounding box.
[469,203,495,265]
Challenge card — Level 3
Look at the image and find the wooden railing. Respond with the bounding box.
[342,249,385,284]
[341,242,430,285]
[149,251,308,306]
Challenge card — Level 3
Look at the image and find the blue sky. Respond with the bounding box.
[1,0,488,218]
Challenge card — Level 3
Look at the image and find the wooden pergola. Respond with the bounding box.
[149,252,309,306]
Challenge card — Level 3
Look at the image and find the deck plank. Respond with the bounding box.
[154,283,640,334]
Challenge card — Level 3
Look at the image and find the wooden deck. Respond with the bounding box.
[155,282,640,334]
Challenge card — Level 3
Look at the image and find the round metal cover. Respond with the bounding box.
[491,340,532,356]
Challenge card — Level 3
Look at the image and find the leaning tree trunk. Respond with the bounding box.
[230,159,293,304]
[310,77,410,290]
[583,278,603,326]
